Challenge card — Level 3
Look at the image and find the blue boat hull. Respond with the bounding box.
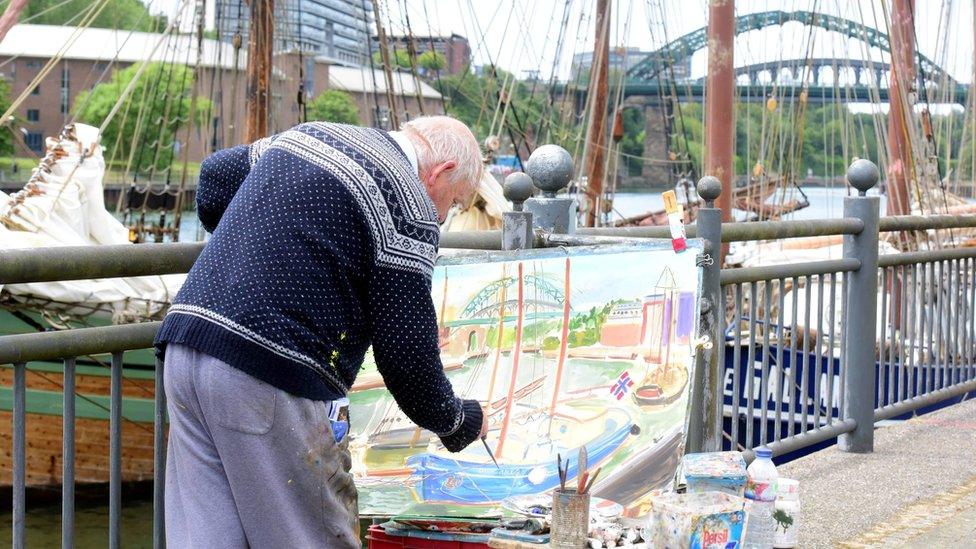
[406,417,633,504]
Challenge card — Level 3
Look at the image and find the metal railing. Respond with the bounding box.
[3,154,976,546]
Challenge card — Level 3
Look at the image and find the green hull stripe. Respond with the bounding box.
[0,387,157,423]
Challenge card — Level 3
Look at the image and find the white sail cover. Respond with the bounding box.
[0,124,185,324]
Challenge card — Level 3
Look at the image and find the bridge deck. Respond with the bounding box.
[778,397,976,548]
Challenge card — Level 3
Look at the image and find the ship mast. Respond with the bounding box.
[704,0,735,228]
[584,0,611,227]
[371,0,401,129]
[886,0,916,218]
[245,0,274,142]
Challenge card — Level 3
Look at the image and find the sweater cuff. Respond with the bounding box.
[438,399,483,453]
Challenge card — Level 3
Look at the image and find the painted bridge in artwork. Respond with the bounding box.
[443,273,569,328]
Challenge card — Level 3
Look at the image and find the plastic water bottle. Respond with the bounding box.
[743,447,778,549]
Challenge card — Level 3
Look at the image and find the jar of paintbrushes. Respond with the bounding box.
[552,449,601,548]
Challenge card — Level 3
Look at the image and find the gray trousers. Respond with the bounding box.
[163,343,359,548]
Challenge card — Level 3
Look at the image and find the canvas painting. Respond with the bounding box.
[348,241,703,516]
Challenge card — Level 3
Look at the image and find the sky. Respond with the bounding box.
[149,0,975,84]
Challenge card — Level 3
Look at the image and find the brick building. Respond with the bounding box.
[379,34,471,75]
[0,24,441,161]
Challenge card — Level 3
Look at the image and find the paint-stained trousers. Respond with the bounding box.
[163,343,359,548]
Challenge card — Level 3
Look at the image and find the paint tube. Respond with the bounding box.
[329,397,350,443]
[662,191,687,253]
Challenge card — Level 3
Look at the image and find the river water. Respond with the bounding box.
[3,185,882,546]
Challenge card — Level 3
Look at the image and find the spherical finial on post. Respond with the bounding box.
[504,172,534,212]
[696,176,722,208]
[847,158,880,196]
[525,144,574,198]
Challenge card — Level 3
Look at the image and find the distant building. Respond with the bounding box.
[213,0,373,65]
[378,34,471,75]
[571,47,691,82]
[326,65,444,128]
[0,24,440,160]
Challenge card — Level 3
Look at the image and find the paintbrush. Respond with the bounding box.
[481,436,500,469]
[583,467,602,494]
[577,447,588,492]
[557,453,566,491]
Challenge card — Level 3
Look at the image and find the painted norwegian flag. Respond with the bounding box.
[610,371,635,400]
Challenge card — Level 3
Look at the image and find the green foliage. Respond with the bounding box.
[418,51,447,72]
[619,107,646,175]
[308,90,360,125]
[22,0,166,31]
[372,49,413,70]
[432,65,571,152]
[0,80,13,156]
[542,336,561,351]
[73,63,210,173]
[485,321,560,350]
[663,102,976,179]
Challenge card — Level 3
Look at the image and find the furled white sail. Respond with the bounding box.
[0,124,184,324]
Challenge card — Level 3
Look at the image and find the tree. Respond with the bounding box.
[618,107,645,176]
[418,50,447,73]
[432,65,564,149]
[73,63,210,172]
[22,0,166,31]
[371,49,412,70]
[308,90,360,125]
[0,80,12,156]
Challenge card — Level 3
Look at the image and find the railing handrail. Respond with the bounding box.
[577,218,865,241]
[720,258,861,285]
[0,322,160,364]
[0,242,204,285]
[6,213,976,286]
[879,214,976,232]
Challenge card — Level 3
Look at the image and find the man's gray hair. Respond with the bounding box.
[402,116,483,195]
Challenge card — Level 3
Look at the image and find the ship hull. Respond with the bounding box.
[0,359,159,489]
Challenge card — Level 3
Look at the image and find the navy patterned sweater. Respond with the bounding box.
[155,122,483,452]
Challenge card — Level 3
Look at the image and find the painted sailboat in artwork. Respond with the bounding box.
[631,267,690,409]
[402,259,635,504]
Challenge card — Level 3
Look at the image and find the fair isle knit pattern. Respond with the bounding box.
[155,122,483,452]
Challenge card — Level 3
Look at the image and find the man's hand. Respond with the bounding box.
[479,406,489,438]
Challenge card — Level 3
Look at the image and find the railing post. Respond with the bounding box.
[501,172,534,251]
[687,176,724,453]
[154,357,166,548]
[523,144,577,234]
[13,362,26,549]
[839,159,881,453]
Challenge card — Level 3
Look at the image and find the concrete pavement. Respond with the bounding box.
[776,397,976,548]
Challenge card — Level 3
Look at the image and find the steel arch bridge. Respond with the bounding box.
[626,10,958,87]
[446,274,569,327]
